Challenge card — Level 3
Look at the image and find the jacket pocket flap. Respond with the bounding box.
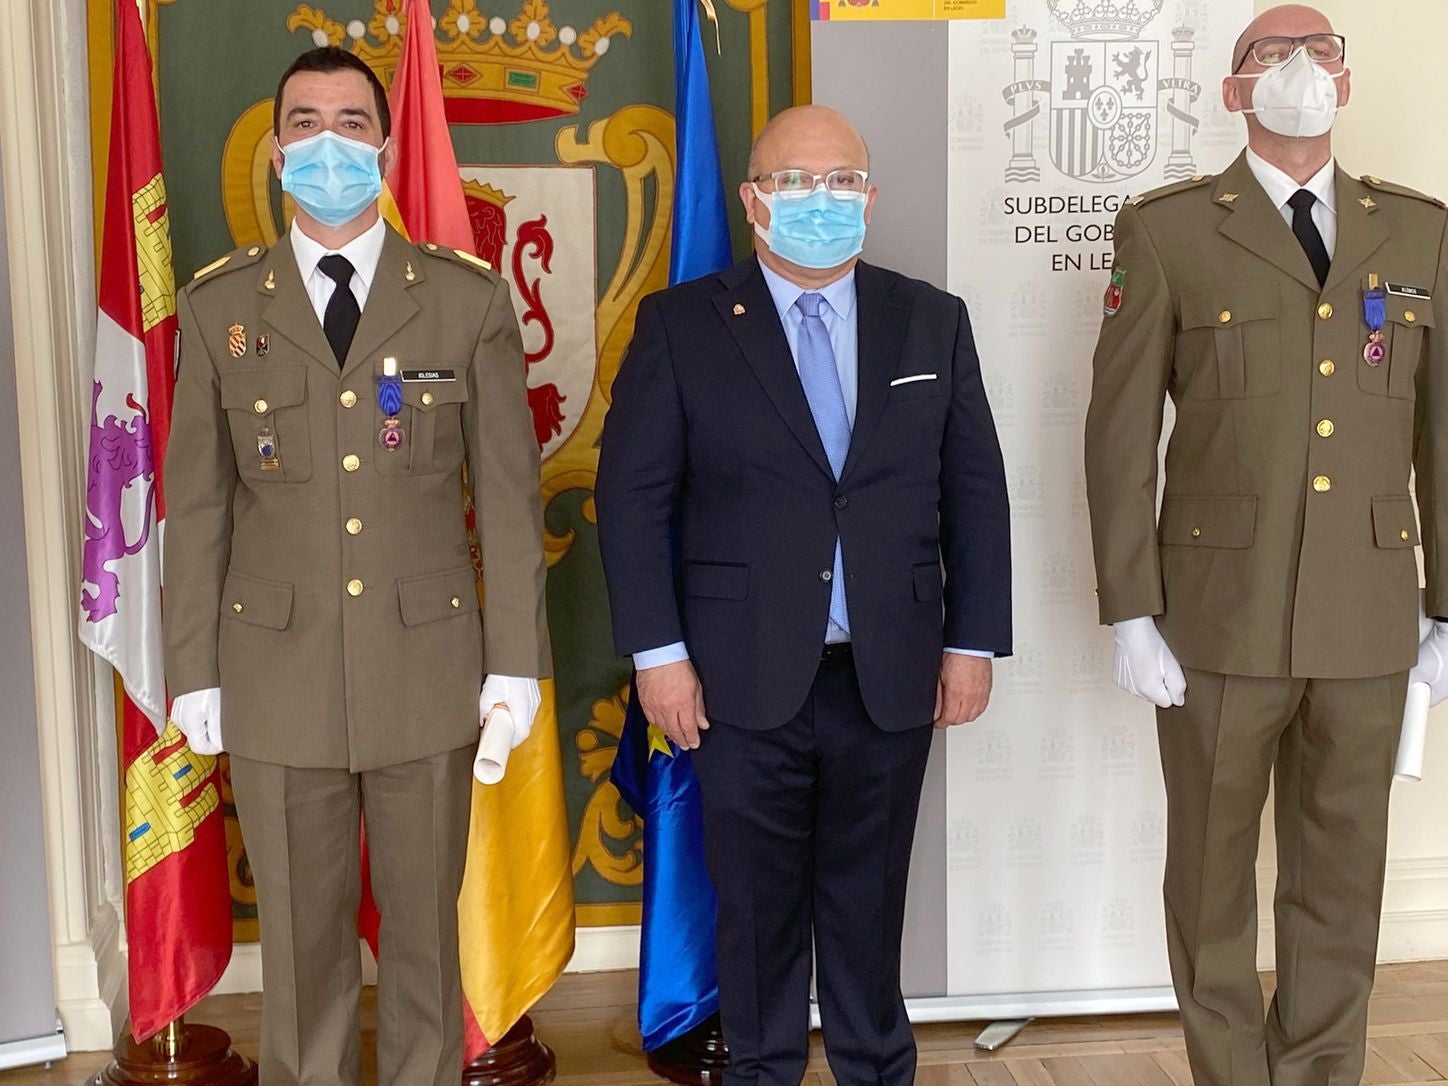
[1159,496,1257,548]
[219,368,307,411]
[1179,287,1276,330]
[913,562,943,601]
[683,561,749,600]
[1372,496,1419,548]
[398,566,480,627]
[401,379,470,410]
[221,569,294,630]
[1386,296,1435,328]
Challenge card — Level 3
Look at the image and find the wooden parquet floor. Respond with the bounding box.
[10,961,1448,1085]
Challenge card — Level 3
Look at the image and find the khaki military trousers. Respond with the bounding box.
[229,745,474,1086]
[1156,668,1406,1086]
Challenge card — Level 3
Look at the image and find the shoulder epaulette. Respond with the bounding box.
[1360,175,1447,209]
[417,241,497,279]
[1126,174,1215,208]
[190,243,266,284]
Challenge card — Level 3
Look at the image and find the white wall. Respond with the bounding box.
[1249,0,1448,966]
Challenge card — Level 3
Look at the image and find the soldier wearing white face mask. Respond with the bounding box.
[1085,6,1448,1085]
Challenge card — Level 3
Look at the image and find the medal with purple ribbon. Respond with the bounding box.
[1364,279,1387,368]
[377,356,406,451]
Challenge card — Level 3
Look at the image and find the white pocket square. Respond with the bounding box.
[890,373,938,387]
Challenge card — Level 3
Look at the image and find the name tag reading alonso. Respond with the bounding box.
[401,369,457,382]
[1386,283,1432,301]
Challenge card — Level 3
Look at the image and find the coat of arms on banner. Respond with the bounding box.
[456,166,598,461]
[1002,0,1204,185]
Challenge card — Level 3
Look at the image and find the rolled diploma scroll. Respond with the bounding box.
[474,707,515,785]
[1395,682,1432,783]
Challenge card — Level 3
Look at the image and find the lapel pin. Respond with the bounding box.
[405,261,416,282]
[1218,193,1239,203]
[228,323,246,358]
[732,303,746,316]
[264,269,275,291]
[255,334,269,357]
[1360,196,1377,209]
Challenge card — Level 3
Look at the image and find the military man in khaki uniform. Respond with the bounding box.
[162,48,550,1086]
[1085,6,1448,1084]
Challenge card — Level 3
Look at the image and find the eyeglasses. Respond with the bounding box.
[1234,33,1346,72]
[749,168,870,200]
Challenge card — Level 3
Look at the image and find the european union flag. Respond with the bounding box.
[611,678,719,1050]
[608,0,732,1052]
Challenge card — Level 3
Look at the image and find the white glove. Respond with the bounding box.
[473,676,542,785]
[1112,616,1187,709]
[1409,619,1448,707]
[171,687,224,755]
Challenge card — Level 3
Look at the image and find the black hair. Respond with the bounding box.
[273,47,391,139]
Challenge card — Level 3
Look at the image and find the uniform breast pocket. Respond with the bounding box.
[218,368,312,482]
[1359,296,1433,400]
[1174,286,1282,400]
[372,365,470,477]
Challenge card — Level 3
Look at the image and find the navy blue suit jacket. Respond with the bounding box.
[596,256,1012,732]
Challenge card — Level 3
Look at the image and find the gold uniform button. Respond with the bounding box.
[450,596,461,608]
[345,517,363,535]
[1402,530,1412,542]
[1218,310,1232,324]
[1319,359,1336,377]
[1406,310,1418,323]
[232,602,243,613]
[1316,419,1335,438]
[340,389,358,408]
[1317,303,1333,320]
[1191,527,1202,539]
[253,399,268,414]
[1312,475,1332,493]
[421,391,435,406]
[342,454,360,472]
[346,578,364,597]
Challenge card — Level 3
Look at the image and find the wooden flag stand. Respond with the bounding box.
[645,1014,730,1085]
[93,1017,256,1085]
[460,1015,556,1085]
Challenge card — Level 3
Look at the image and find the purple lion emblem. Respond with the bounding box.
[81,380,156,623]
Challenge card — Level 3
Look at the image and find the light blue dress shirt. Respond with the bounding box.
[633,261,989,670]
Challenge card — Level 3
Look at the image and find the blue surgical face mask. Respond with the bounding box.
[278,130,386,228]
[751,185,868,270]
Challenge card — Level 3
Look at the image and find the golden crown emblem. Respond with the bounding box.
[287,0,633,124]
[1047,0,1162,41]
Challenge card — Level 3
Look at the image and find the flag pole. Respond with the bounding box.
[93,1016,256,1085]
[460,1015,555,1085]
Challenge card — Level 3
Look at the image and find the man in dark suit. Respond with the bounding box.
[596,105,1012,1086]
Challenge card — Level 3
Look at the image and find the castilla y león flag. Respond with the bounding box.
[77,0,231,1042]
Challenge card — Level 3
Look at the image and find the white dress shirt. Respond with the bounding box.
[289,215,387,321]
[1245,147,1338,259]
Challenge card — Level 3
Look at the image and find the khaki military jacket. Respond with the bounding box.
[1085,151,1448,679]
[163,225,551,771]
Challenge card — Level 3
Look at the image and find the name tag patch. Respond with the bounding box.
[402,369,456,382]
[1386,283,1431,300]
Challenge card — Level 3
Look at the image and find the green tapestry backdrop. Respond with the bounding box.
[125,0,804,936]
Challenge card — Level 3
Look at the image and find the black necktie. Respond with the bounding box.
[319,254,360,366]
[1288,189,1331,289]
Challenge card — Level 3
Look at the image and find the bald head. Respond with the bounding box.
[1233,4,1336,72]
[747,105,870,180]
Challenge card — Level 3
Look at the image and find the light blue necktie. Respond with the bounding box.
[795,292,851,636]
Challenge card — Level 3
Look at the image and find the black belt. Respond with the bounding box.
[821,642,854,663]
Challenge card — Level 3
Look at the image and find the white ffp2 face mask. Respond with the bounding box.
[1236,46,1345,139]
